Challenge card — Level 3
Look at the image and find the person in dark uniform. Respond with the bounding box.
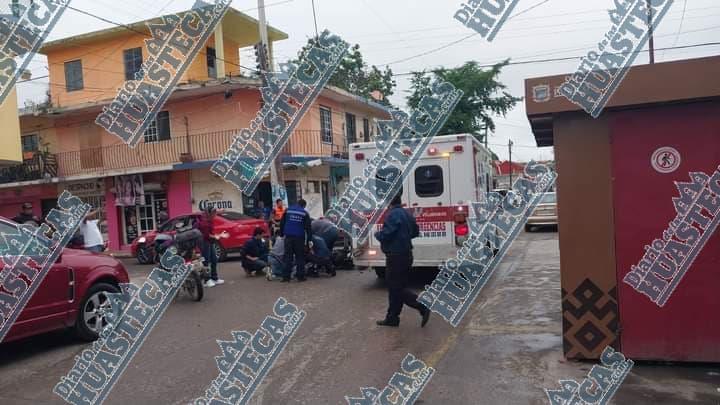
[374,193,430,327]
[13,202,41,226]
[279,199,312,282]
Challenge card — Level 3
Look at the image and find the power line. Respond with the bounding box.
[382,0,554,66]
[389,39,720,77]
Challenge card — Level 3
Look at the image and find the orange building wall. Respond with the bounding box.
[46,33,240,108]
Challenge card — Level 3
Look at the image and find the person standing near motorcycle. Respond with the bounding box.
[374,193,430,328]
[279,199,311,282]
[197,207,225,288]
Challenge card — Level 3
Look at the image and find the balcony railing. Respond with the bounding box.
[0,152,58,185]
[51,130,349,179]
[282,130,348,159]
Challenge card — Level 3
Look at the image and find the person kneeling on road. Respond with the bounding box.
[266,236,291,281]
[307,235,335,277]
[279,199,312,282]
[242,227,269,276]
[374,193,430,328]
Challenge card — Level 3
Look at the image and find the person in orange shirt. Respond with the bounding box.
[270,199,285,238]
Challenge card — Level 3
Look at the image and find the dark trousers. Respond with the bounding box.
[385,252,424,322]
[283,236,306,279]
[201,241,219,280]
[244,259,268,273]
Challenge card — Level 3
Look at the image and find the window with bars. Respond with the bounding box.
[320,106,333,143]
[64,60,83,91]
[123,47,143,81]
[207,47,217,78]
[345,113,357,144]
[21,134,39,153]
[143,111,171,143]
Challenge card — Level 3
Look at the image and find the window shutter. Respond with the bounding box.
[157,111,171,140]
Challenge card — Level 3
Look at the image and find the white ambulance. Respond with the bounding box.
[349,134,495,277]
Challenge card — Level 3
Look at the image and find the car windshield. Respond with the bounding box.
[218,211,252,221]
[0,220,16,235]
[541,193,557,204]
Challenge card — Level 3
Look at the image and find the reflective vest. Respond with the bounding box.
[273,205,286,221]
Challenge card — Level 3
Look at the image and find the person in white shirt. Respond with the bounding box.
[81,210,105,253]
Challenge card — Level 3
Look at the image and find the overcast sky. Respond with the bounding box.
[15,0,720,161]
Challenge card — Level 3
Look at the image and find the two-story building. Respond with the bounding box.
[0,6,390,251]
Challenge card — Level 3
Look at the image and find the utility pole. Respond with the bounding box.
[257,0,287,206]
[647,0,655,64]
[508,139,513,187]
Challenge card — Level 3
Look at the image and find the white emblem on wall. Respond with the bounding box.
[532,84,551,103]
[651,147,681,174]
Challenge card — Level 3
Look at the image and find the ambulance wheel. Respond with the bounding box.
[525,224,533,232]
[374,267,386,279]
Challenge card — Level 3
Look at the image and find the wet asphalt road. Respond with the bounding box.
[1,231,719,404]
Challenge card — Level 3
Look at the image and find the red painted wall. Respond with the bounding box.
[104,177,121,251]
[612,102,720,361]
[0,184,57,220]
[168,170,193,217]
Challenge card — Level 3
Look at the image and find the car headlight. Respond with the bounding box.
[138,237,146,243]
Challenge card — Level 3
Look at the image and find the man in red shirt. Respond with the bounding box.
[197,207,225,287]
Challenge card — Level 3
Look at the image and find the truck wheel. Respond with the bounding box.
[213,242,228,262]
[374,267,386,279]
[136,245,154,264]
[75,283,120,341]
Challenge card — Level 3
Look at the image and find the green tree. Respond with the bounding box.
[290,41,396,106]
[407,60,521,140]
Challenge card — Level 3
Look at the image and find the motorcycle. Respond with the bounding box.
[155,228,208,302]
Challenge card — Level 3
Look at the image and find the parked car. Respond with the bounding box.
[526,192,558,231]
[0,217,130,343]
[131,211,270,264]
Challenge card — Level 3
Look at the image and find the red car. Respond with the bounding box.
[131,210,270,264]
[1,218,130,343]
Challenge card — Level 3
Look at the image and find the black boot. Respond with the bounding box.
[376,319,399,327]
[420,307,430,328]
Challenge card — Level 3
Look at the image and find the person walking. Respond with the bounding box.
[80,209,105,253]
[197,207,226,287]
[279,199,311,282]
[374,193,430,328]
[241,227,269,276]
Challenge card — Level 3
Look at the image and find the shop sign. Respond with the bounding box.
[198,191,234,211]
[59,180,105,198]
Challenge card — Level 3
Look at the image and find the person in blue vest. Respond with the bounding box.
[279,199,312,282]
[374,193,430,328]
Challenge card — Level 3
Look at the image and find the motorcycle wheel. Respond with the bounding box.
[137,245,154,264]
[183,271,204,302]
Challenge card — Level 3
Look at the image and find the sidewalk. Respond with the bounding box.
[423,231,720,404]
